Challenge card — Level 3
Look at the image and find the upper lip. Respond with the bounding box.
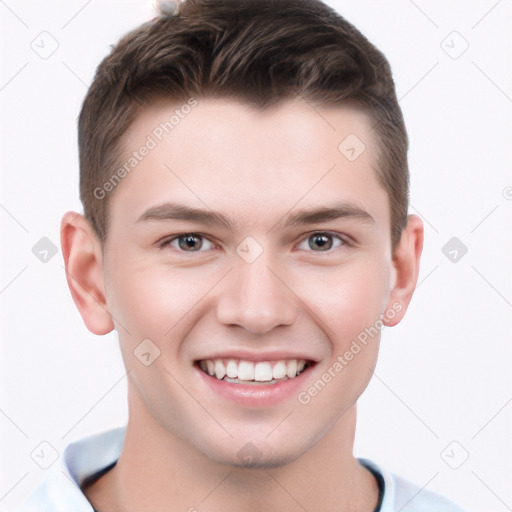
[194,350,319,363]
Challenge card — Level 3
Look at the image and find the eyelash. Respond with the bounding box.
[158,231,350,254]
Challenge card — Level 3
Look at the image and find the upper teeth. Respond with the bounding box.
[199,359,307,382]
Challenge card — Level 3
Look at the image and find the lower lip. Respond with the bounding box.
[195,365,313,407]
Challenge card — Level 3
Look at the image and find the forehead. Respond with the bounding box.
[110,97,389,233]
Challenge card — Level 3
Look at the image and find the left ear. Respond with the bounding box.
[383,214,424,327]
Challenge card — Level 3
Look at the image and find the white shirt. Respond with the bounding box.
[16,428,466,512]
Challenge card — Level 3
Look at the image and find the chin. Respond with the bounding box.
[202,436,311,471]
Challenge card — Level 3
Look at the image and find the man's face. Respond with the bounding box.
[102,98,397,466]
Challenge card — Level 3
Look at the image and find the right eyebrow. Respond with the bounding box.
[136,202,237,231]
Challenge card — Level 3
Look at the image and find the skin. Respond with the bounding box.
[61,98,423,512]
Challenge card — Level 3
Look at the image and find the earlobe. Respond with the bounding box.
[383,214,424,327]
[60,212,114,335]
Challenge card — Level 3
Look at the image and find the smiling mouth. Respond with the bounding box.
[196,358,313,385]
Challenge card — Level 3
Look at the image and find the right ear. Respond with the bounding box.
[60,212,114,335]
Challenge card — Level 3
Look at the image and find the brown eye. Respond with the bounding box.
[177,234,203,251]
[159,233,214,252]
[308,233,333,251]
[297,232,345,252]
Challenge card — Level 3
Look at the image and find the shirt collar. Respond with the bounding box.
[64,427,125,486]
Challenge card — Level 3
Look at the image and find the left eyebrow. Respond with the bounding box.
[282,203,375,228]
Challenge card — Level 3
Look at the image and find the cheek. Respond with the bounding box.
[105,261,220,350]
[107,266,173,338]
[294,261,389,415]
[305,258,391,347]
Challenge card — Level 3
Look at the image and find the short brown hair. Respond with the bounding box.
[79,0,409,248]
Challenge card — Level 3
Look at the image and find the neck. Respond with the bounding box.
[83,389,378,512]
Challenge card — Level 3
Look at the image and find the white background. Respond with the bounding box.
[1,1,511,511]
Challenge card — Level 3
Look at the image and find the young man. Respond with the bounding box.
[19,0,466,510]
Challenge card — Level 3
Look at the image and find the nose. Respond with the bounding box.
[216,253,298,335]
